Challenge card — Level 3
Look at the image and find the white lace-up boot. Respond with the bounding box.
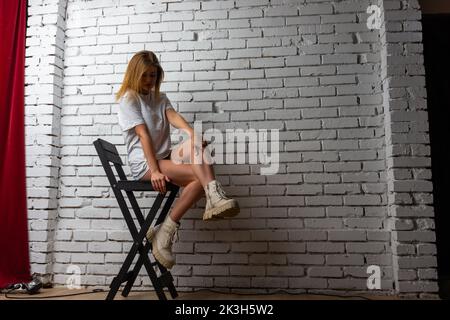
[203,180,240,221]
[146,215,179,269]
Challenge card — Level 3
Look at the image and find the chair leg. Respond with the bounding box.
[168,284,179,299]
[122,242,154,297]
[121,243,147,297]
[124,189,179,299]
[122,234,178,300]
[106,241,141,300]
[107,189,179,300]
[142,253,167,300]
[164,266,179,299]
[154,189,179,299]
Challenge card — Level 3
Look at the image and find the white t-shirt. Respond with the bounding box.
[117,90,174,180]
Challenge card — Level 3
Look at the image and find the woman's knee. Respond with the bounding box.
[158,160,197,187]
[190,178,204,193]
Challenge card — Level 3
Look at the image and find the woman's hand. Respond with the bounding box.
[150,170,170,193]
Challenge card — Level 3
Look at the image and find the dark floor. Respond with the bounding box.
[0,287,401,300]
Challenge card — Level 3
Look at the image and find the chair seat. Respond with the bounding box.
[116,180,178,192]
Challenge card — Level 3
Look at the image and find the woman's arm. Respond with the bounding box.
[135,124,169,192]
[166,108,207,146]
[166,108,194,137]
[135,124,159,172]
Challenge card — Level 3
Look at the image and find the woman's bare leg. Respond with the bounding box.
[171,138,215,187]
[140,160,204,222]
[169,180,203,221]
[139,138,219,222]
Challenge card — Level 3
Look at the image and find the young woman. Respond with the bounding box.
[116,50,239,269]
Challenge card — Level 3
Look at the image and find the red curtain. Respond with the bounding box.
[0,0,31,288]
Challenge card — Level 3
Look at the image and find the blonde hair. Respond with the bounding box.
[115,50,164,102]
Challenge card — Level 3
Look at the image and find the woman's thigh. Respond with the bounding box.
[140,159,197,187]
[171,137,212,165]
[170,138,193,164]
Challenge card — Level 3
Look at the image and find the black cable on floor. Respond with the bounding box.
[2,288,105,299]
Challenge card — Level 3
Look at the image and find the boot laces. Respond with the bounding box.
[172,228,179,243]
[163,224,179,247]
[213,181,227,199]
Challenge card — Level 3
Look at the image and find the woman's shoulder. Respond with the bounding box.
[152,91,169,104]
[120,90,140,106]
[155,91,167,99]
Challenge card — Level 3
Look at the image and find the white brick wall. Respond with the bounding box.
[26,0,68,276]
[379,0,438,297]
[24,0,438,297]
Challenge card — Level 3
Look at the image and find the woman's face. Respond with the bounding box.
[140,66,157,94]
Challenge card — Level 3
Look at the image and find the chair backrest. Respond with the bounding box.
[94,138,122,165]
[94,138,127,185]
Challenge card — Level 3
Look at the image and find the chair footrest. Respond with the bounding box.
[110,271,134,288]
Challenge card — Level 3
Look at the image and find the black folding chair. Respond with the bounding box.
[94,138,179,300]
